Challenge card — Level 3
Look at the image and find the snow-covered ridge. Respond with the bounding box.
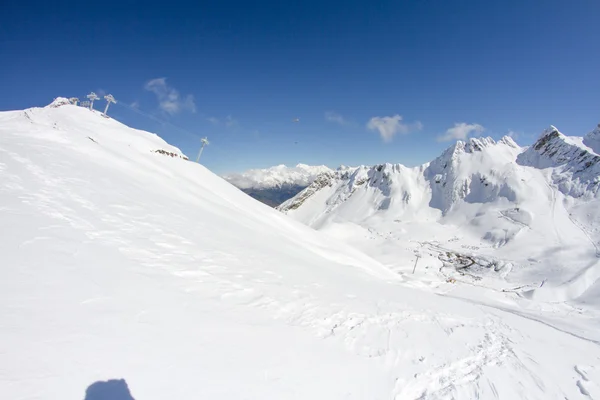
[279,136,523,215]
[12,98,188,160]
[280,128,600,219]
[223,163,333,189]
[278,170,340,211]
[517,125,600,198]
[425,135,525,213]
[449,135,518,154]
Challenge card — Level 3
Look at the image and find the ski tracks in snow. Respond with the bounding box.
[545,179,561,243]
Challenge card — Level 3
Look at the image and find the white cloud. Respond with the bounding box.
[144,77,196,115]
[206,115,238,128]
[325,111,347,125]
[437,122,485,142]
[130,100,140,109]
[366,114,422,142]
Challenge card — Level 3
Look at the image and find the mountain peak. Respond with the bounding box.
[535,125,567,142]
[460,136,496,151]
[583,123,600,154]
[532,126,563,151]
[443,137,503,159]
[517,126,600,197]
[498,135,519,148]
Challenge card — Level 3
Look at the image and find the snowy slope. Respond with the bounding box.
[223,163,333,189]
[2,101,600,399]
[279,131,600,303]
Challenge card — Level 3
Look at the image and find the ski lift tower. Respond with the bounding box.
[102,94,116,117]
[87,92,99,110]
[196,137,210,163]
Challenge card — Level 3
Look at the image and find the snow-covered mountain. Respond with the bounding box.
[2,100,600,399]
[518,125,600,197]
[279,128,600,302]
[223,164,333,206]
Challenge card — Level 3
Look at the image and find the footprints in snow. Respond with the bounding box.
[575,365,599,398]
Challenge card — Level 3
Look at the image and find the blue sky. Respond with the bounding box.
[1,1,599,174]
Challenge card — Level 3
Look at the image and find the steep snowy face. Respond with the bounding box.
[517,126,600,198]
[276,166,372,214]
[425,136,523,213]
[223,163,333,189]
[583,123,600,154]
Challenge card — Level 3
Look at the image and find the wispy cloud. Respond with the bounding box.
[206,115,238,128]
[325,111,348,125]
[437,122,485,142]
[130,100,140,110]
[144,77,196,115]
[366,114,423,142]
[225,115,238,128]
[506,130,518,139]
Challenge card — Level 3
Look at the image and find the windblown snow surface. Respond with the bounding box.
[1,100,600,399]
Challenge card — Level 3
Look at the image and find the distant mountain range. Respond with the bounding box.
[222,164,334,206]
